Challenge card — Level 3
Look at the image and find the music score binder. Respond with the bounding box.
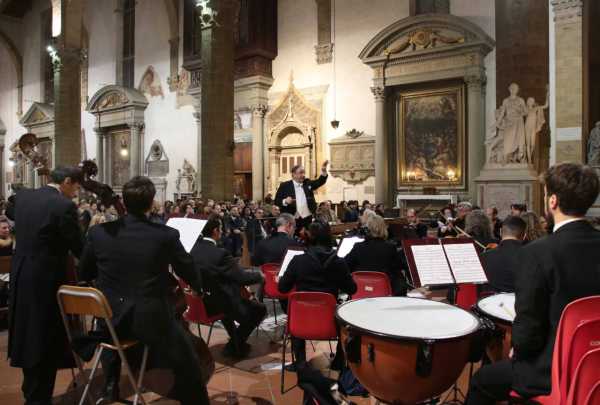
[401,238,488,288]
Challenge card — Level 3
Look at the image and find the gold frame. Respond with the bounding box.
[396,83,466,190]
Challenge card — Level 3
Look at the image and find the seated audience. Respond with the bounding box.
[251,213,298,266]
[466,163,600,404]
[510,203,527,217]
[278,221,357,369]
[345,214,408,296]
[521,211,546,242]
[343,200,359,223]
[224,206,244,256]
[481,216,527,293]
[190,215,266,358]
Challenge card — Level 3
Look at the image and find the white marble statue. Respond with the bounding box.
[588,121,600,166]
[493,83,528,164]
[524,89,549,163]
[176,159,197,194]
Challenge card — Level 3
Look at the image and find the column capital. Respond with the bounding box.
[93,127,106,136]
[196,0,236,29]
[551,0,583,23]
[252,104,268,118]
[192,111,201,122]
[370,86,386,101]
[465,74,486,90]
[128,121,145,132]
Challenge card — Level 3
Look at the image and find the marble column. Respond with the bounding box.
[198,0,236,200]
[465,75,486,199]
[371,86,388,205]
[252,104,267,200]
[94,128,104,182]
[552,0,584,163]
[192,110,202,193]
[129,122,144,179]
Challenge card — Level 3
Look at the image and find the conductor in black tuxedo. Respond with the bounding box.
[7,166,84,405]
[190,215,266,358]
[480,215,527,293]
[466,163,600,404]
[79,176,208,405]
[274,160,329,231]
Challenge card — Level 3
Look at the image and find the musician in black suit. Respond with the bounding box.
[274,160,329,231]
[278,221,356,369]
[7,166,84,405]
[79,176,208,405]
[251,213,298,267]
[190,215,266,358]
[480,215,527,293]
[345,214,408,296]
[466,163,600,404]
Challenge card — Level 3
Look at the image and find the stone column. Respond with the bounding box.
[94,128,104,182]
[198,0,236,200]
[252,104,267,200]
[192,110,202,192]
[371,86,388,204]
[465,75,486,198]
[552,0,583,163]
[104,134,112,186]
[128,122,144,179]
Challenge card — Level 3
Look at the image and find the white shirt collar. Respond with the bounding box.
[204,237,217,245]
[553,217,585,233]
[293,180,303,188]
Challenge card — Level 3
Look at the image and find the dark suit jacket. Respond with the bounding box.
[79,215,203,345]
[8,186,83,367]
[512,220,600,397]
[278,246,357,297]
[190,238,263,317]
[344,237,408,296]
[481,239,523,293]
[251,232,300,267]
[274,175,328,216]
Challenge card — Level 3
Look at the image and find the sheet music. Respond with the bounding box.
[337,237,364,258]
[410,244,454,286]
[166,217,207,253]
[443,243,488,283]
[278,249,305,277]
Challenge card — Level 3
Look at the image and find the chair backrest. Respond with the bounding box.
[351,271,392,299]
[261,263,288,299]
[0,256,11,274]
[57,285,112,319]
[455,283,479,311]
[584,380,600,405]
[567,348,600,405]
[565,319,600,393]
[555,296,600,403]
[288,291,337,340]
[176,277,221,323]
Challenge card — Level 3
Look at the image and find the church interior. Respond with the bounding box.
[1,0,600,404]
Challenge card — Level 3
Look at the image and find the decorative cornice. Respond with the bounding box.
[551,0,583,23]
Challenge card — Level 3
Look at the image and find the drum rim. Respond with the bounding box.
[335,296,481,342]
[475,293,515,325]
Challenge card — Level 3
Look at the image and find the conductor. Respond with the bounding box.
[274,160,329,231]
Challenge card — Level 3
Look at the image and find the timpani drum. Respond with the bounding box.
[336,297,480,405]
[475,293,515,362]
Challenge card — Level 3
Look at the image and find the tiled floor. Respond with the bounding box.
[0,309,473,404]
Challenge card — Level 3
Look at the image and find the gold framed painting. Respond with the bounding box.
[396,83,466,189]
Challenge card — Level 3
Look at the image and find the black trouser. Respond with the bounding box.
[222,299,267,346]
[101,320,210,405]
[466,359,513,405]
[21,359,57,405]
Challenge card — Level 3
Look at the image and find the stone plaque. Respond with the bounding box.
[329,129,375,184]
[145,140,169,177]
[483,184,523,218]
[556,140,582,163]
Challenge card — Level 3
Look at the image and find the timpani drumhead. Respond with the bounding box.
[476,293,516,323]
[337,297,480,340]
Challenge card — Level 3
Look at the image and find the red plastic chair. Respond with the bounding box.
[261,263,290,324]
[351,271,392,299]
[566,348,600,405]
[455,283,479,311]
[281,292,338,394]
[177,279,224,345]
[510,295,600,404]
[584,381,600,405]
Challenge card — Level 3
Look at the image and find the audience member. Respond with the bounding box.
[520,211,546,242]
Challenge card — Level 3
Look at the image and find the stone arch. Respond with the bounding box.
[0,29,23,116]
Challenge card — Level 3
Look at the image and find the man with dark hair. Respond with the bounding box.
[510,203,527,216]
[7,165,84,405]
[467,163,600,404]
[481,215,527,293]
[80,176,208,405]
[251,213,298,267]
[274,160,329,232]
[191,214,266,358]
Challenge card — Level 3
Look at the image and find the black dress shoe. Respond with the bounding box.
[284,363,298,372]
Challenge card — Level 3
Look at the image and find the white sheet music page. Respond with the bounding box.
[443,242,488,283]
[337,237,364,258]
[278,250,305,277]
[166,217,207,253]
[410,244,454,286]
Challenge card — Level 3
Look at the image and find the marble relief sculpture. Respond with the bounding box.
[587,122,600,165]
[176,159,197,194]
[524,90,549,163]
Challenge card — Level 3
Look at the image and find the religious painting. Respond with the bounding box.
[138,66,164,99]
[397,83,465,189]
